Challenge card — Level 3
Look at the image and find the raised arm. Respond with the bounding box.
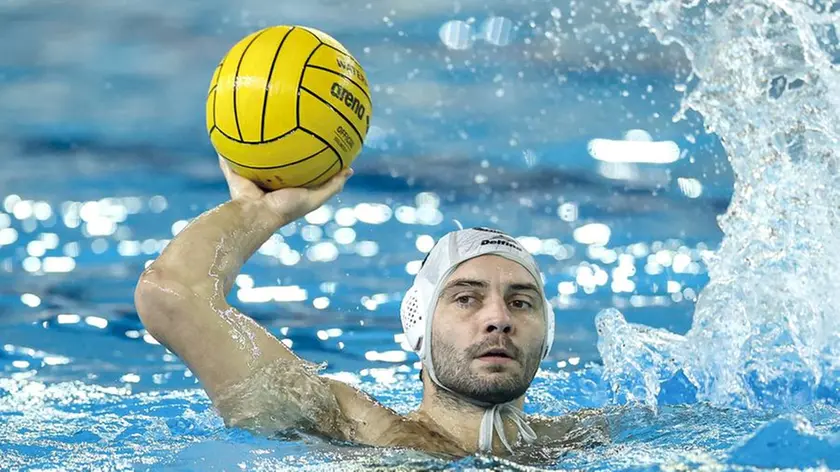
[134,159,401,443]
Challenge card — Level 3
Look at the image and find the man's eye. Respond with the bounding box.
[510,299,533,310]
[455,295,475,305]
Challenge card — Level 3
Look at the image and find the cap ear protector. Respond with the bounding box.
[399,227,555,363]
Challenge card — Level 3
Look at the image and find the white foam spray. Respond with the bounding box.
[596,0,840,409]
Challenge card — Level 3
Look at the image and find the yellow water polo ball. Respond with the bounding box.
[206,25,372,190]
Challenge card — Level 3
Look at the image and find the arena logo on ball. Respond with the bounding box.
[330,83,367,120]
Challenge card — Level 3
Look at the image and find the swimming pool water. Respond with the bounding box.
[2,0,840,470]
[0,173,723,470]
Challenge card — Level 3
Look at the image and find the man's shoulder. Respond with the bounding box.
[324,379,467,456]
[375,413,468,456]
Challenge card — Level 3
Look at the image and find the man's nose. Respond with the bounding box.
[482,297,513,334]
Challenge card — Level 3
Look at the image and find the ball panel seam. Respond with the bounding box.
[212,123,297,145]
[217,140,329,170]
[299,126,345,170]
[297,42,324,129]
[261,26,296,142]
[233,29,269,141]
[300,157,341,187]
[303,65,371,103]
[299,86,363,146]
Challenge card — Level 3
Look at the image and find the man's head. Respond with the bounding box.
[429,254,546,404]
[400,227,555,406]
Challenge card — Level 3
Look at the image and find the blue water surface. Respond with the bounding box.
[1,0,839,470]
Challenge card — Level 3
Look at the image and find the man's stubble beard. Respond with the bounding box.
[430,335,540,405]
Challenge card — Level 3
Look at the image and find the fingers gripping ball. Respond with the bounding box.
[206,25,372,190]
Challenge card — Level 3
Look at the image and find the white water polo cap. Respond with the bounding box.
[399,227,556,453]
[400,227,555,361]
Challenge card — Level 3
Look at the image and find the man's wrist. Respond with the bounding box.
[233,197,292,231]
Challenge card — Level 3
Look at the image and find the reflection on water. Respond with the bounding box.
[0,184,713,378]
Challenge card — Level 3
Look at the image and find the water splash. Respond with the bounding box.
[597,0,840,409]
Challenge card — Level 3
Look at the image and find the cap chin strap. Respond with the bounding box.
[424,353,537,453]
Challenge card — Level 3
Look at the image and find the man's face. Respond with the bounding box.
[429,255,546,404]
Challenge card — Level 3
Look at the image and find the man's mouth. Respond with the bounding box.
[477,348,514,361]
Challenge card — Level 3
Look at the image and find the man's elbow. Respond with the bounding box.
[134,267,192,340]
